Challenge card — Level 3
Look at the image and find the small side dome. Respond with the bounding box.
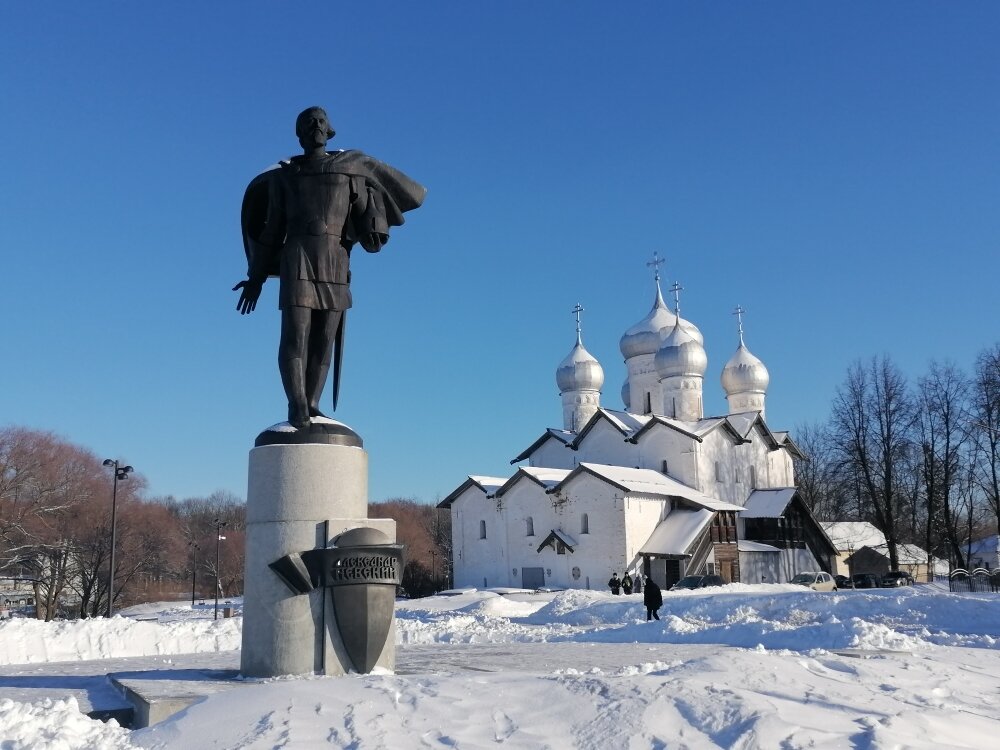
[620,378,631,409]
[557,338,604,393]
[620,286,703,359]
[721,342,770,396]
[654,322,708,379]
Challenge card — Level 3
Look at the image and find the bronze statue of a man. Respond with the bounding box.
[235,107,425,430]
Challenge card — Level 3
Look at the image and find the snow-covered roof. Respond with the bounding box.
[570,463,745,512]
[438,475,508,508]
[741,488,797,518]
[849,543,932,566]
[599,409,650,435]
[725,412,758,438]
[569,408,652,447]
[511,428,576,464]
[773,432,806,459]
[738,540,781,553]
[495,466,572,497]
[627,414,753,448]
[820,522,888,551]
[638,509,713,556]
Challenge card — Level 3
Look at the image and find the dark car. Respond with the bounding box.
[671,574,725,590]
[833,575,853,589]
[881,571,915,587]
[851,573,880,589]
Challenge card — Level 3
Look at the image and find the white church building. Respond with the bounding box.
[440,264,836,592]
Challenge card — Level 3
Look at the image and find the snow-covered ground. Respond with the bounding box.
[1,585,999,749]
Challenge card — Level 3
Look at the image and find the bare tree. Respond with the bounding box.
[370,498,451,595]
[917,361,971,568]
[168,491,247,599]
[829,357,917,570]
[971,344,1000,537]
[792,421,850,520]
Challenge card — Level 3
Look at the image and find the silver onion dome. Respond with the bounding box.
[620,285,703,360]
[654,321,708,379]
[556,335,605,393]
[721,341,770,396]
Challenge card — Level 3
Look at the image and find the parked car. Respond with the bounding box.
[851,573,880,589]
[833,574,852,589]
[671,574,725,590]
[881,571,915,587]
[790,571,838,591]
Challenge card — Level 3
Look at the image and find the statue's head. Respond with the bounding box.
[296,107,335,149]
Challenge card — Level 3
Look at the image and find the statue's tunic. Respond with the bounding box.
[246,150,426,312]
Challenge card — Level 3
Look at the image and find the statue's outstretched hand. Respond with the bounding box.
[233,278,264,314]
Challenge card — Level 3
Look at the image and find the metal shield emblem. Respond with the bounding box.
[330,582,397,673]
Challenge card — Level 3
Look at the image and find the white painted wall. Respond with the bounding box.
[449,486,507,588]
[529,438,576,469]
[572,420,635,468]
[633,426,699,487]
[626,353,661,415]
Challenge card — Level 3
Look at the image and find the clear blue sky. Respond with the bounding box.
[2,3,998,505]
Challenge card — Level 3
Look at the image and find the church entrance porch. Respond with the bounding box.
[641,555,684,590]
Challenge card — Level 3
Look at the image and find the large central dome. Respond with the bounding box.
[619,285,703,359]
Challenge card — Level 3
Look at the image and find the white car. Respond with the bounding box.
[790,571,837,591]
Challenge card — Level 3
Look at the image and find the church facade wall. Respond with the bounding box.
[529,439,575,469]
[633,427,699,487]
[573,421,635,467]
[547,473,630,588]
[767,448,795,488]
[448,487,508,588]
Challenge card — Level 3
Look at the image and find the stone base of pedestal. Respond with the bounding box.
[240,436,398,678]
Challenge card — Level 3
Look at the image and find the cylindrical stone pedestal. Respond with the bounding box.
[241,442,367,678]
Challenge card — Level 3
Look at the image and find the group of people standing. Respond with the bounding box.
[608,571,663,621]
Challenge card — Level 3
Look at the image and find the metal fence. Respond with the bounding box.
[949,568,1000,593]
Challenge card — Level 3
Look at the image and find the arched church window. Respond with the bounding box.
[581,513,590,534]
[479,520,487,539]
[526,517,534,537]
[749,466,757,488]
[715,461,723,482]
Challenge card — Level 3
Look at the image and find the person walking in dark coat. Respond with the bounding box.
[643,577,662,621]
[633,573,643,595]
[608,573,621,595]
[622,572,633,595]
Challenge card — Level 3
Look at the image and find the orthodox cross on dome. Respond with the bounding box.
[572,302,585,343]
[733,305,746,344]
[668,281,684,318]
[646,252,665,284]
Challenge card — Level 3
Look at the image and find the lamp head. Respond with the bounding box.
[103,459,115,467]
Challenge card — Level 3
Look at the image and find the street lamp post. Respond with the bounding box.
[102,459,133,618]
[189,542,200,608]
[214,519,228,620]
